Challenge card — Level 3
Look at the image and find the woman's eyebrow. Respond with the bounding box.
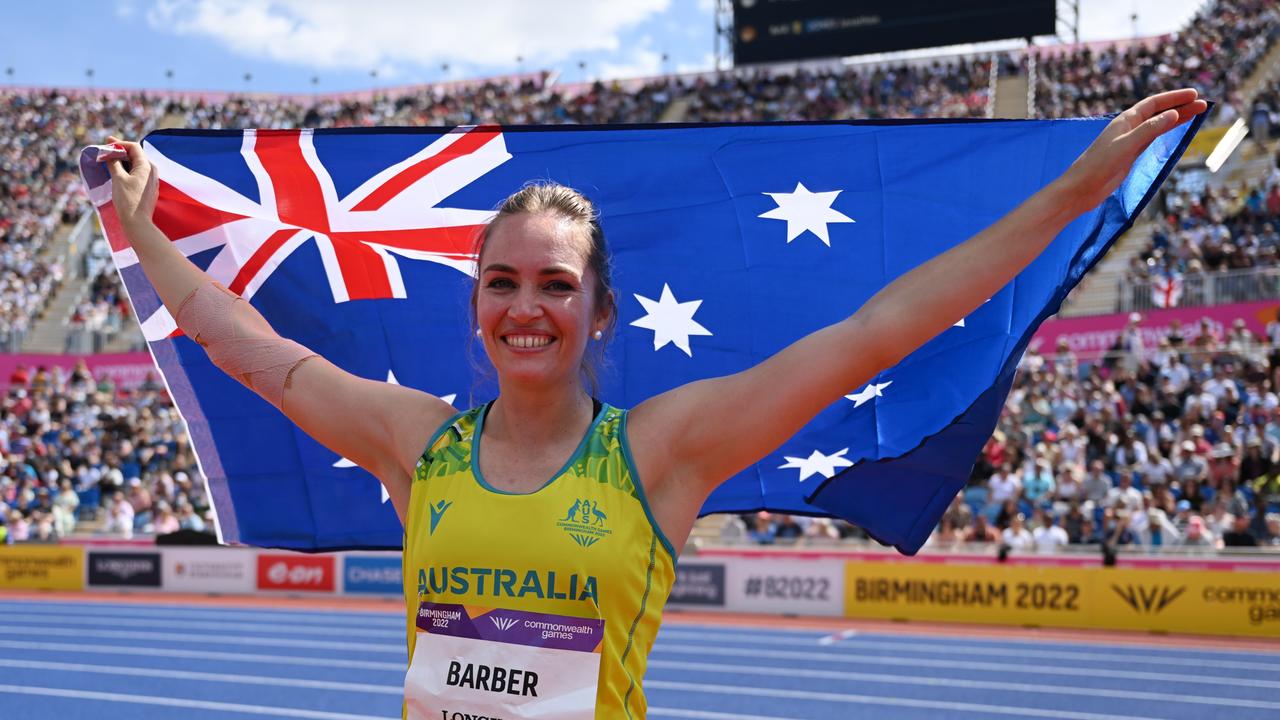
[480,263,579,277]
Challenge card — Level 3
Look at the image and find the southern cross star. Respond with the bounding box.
[630,283,712,357]
[846,381,892,408]
[779,448,854,482]
[758,181,855,246]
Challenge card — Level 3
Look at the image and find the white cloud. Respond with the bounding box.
[1075,0,1206,41]
[596,37,664,80]
[676,52,715,75]
[144,0,670,73]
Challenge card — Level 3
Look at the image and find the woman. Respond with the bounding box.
[103,89,1205,719]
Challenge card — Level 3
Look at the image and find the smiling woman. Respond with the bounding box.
[98,88,1207,719]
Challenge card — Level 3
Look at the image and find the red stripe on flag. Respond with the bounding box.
[331,225,483,257]
[254,130,331,232]
[153,180,248,242]
[228,228,298,296]
[351,126,500,212]
[99,201,131,253]
[329,236,394,300]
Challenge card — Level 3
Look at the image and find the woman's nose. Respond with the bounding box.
[508,288,543,322]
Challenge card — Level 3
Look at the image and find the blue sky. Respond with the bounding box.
[4,1,1204,94]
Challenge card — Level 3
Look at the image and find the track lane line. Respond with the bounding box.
[0,684,396,720]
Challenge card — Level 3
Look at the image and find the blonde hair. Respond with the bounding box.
[471,182,617,394]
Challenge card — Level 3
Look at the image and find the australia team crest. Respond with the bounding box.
[557,498,611,548]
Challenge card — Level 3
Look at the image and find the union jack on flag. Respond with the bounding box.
[80,116,1203,552]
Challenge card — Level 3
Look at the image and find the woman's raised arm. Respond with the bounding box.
[104,138,454,522]
[628,89,1209,543]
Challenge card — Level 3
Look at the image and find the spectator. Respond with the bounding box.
[964,515,1000,544]
[1221,513,1259,547]
[1001,513,1035,552]
[1032,511,1070,554]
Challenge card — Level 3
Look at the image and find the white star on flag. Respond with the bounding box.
[758,182,855,246]
[630,283,712,357]
[846,381,892,408]
[779,448,854,482]
[954,298,993,327]
[334,369,455,503]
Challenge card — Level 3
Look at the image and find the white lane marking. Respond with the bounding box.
[0,684,395,720]
[653,644,1280,690]
[0,626,400,654]
[817,629,858,645]
[670,620,1280,661]
[657,630,1280,671]
[648,659,1280,710]
[646,680,1163,720]
[0,602,402,626]
[650,709,802,720]
[0,658,400,694]
[668,623,1280,659]
[0,612,403,638]
[0,640,403,671]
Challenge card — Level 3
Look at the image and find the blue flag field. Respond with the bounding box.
[79,115,1203,554]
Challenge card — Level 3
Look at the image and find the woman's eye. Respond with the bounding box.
[487,278,515,289]
[546,281,574,292]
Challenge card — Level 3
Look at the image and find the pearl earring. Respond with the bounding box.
[475,328,482,338]
[592,330,603,341]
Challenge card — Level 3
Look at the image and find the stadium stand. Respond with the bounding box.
[0,0,1277,552]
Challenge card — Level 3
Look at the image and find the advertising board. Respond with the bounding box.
[256,553,336,593]
[0,546,84,591]
[343,554,402,595]
[164,548,256,593]
[87,551,161,588]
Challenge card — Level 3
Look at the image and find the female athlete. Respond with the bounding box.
[104,88,1206,719]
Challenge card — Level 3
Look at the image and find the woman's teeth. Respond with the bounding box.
[505,335,553,348]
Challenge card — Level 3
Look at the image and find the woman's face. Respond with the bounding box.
[474,212,606,390]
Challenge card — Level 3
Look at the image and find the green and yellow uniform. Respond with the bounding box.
[402,401,676,719]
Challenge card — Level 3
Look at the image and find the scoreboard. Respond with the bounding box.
[733,0,1056,65]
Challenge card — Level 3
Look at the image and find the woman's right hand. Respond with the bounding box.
[103,136,159,232]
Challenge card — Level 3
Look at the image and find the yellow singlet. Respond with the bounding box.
[402,401,677,719]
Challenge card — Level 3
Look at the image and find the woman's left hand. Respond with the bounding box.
[1061,88,1209,215]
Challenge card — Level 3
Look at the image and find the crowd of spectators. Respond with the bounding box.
[0,362,209,543]
[1119,162,1280,311]
[928,328,1280,553]
[1034,0,1280,120]
[0,0,1277,547]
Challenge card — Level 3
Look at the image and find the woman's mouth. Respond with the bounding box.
[502,334,555,349]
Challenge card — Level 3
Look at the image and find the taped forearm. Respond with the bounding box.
[175,281,317,411]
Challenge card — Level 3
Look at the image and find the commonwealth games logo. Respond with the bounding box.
[556,498,612,548]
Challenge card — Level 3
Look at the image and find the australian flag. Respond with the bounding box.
[79,115,1202,554]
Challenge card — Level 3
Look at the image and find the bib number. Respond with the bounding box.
[405,602,603,720]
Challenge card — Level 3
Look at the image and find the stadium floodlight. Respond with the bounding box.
[1206,118,1248,174]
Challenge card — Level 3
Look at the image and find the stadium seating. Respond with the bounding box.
[1,0,1278,550]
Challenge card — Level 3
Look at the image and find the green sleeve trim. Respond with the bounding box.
[415,407,470,473]
[620,409,678,561]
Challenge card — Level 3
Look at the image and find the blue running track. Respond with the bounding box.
[0,597,1276,719]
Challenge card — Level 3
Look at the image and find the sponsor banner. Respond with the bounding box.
[163,548,255,594]
[0,352,157,390]
[87,551,161,588]
[727,557,844,616]
[344,554,402,595]
[1029,300,1280,360]
[0,546,84,591]
[257,553,336,593]
[667,562,727,608]
[844,562,1280,637]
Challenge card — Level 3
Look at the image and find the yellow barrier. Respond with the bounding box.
[844,561,1280,638]
[0,545,85,591]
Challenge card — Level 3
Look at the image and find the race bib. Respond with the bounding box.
[405,602,604,720]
